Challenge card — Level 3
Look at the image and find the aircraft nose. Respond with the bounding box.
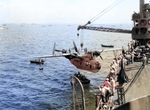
[96,65,101,70]
[98,64,101,69]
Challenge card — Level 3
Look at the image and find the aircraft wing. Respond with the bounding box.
[34,53,71,58]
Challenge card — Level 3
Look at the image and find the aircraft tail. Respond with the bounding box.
[52,42,56,55]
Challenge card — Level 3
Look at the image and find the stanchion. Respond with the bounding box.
[116,87,125,105]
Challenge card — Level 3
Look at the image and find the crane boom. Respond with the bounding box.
[77,25,131,34]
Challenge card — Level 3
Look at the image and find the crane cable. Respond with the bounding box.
[87,0,124,25]
[79,0,124,50]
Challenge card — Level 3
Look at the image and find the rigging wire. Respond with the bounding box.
[91,0,124,23]
[90,0,120,22]
[79,0,124,49]
[88,0,124,24]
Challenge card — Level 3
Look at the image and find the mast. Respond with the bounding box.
[140,0,145,18]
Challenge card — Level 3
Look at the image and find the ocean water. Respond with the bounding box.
[0,24,132,110]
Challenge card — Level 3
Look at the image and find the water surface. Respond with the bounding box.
[0,24,132,110]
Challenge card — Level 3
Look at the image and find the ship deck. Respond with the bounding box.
[114,61,150,109]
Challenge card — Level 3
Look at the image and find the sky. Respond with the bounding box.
[0,0,149,25]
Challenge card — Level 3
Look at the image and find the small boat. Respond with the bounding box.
[73,72,90,84]
[101,44,114,48]
[0,24,8,29]
[30,59,44,64]
[39,67,43,70]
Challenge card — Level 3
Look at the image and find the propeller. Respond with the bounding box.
[73,41,79,54]
[99,49,104,60]
[99,55,103,60]
[92,49,104,60]
[52,41,82,54]
[73,41,78,52]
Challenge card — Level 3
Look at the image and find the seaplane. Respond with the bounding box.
[32,41,103,73]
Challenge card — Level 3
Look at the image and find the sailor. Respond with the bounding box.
[109,68,115,80]
[122,46,126,55]
[111,60,118,72]
[124,54,130,65]
[146,48,150,63]
[131,50,135,63]
[99,85,107,103]
[110,77,115,95]
[128,43,131,53]
[103,78,111,103]
[109,77,116,110]
[142,54,147,67]
[103,78,110,88]
[117,56,129,84]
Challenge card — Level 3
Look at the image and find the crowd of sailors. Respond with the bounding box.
[97,40,150,110]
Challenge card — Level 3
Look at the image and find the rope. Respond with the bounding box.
[80,30,84,49]
[88,0,124,25]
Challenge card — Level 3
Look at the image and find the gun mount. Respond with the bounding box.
[132,0,150,45]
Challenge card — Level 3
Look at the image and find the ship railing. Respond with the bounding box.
[71,76,86,110]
